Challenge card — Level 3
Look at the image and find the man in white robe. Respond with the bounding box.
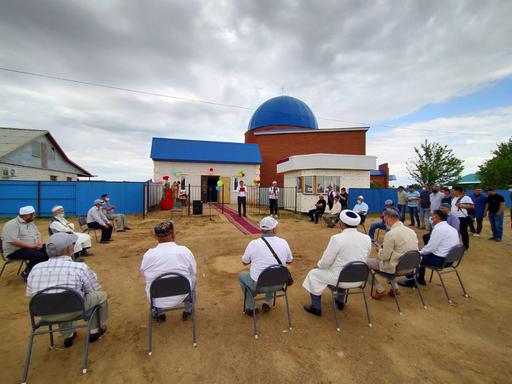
[303,210,371,316]
[49,205,93,256]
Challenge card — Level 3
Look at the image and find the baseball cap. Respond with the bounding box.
[46,232,78,256]
[94,199,104,205]
[260,216,278,230]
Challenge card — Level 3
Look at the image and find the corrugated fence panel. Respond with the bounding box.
[0,181,145,217]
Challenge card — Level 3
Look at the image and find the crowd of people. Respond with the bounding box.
[0,182,509,353]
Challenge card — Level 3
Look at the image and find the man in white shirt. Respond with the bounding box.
[353,196,369,224]
[140,222,197,322]
[451,186,474,250]
[322,194,342,228]
[239,217,293,315]
[86,199,113,243]
[303,210,372,316]
[50,205,93,257]
[236,180,247,217]
[399,209,460,287]
[268,181,280,217]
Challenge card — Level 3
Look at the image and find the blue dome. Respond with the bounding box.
[248,96,318,130]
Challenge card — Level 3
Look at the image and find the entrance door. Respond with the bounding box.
[220,176,231,204]
[203,176,218,202]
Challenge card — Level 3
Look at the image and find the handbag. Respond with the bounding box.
[261,237,294,286]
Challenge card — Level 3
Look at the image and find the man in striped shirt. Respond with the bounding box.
[27,233,109,348]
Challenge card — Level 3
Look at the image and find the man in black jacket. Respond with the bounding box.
[308,195,327,224]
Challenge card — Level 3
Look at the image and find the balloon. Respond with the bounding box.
[239,170,245,177]
[217,180,224,187]
[215,186,220,191]
[208,167,214,175]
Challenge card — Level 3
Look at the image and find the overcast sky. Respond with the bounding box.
[0,0,511,183]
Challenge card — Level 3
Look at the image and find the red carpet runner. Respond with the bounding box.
[212,203,260,234]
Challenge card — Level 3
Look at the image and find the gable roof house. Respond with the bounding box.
[0,127,93,181]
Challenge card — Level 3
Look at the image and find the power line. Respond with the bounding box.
[0,66,502,136]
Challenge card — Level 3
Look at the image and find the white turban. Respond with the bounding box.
[339,209,361,226]
[51,205,64,213]
[19,206,35,215]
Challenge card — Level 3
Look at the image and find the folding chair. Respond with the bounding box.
[0,238,27,279]
[328,261,372,331]
[371,250,427,314]
[148,272,197,355]
[425,244,469,304]
[21,287,101,383]
[78,216,98,243]
[243,265,292,339]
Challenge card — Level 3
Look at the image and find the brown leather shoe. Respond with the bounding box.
[371,291,388,299]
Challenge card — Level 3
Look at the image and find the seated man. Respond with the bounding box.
[303,210,371,316]
[50,205,93,257]
[87,199,113,244]
[1,206,48,280]
[423,202,459,245]
[322,194,342,228]
[101,194,130,232]
[353,195,369,224]
[308,195,327,224]
[367,209,418,299]
[368,199,398,243]
[140,222,196,322]
[239,217,293,315]
[27,233,108,348]
[399,209,460,287]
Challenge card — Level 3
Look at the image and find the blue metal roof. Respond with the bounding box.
[248,96,318,130]
[150,137,262,164]
[370,170,387,176]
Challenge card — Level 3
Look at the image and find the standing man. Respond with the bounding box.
[308,195,327,224]
[268,181,280,218]
[339,187,349,210]
[86,199,113,244]
[429,185,444,231]
[451,186,474,250]
[239,217,293,315]
[469,188,487,237]
[441,187,452,205]
[101,194,130,232]
[406,185,420,227]
[419,184,431,229]
[1,206,48,279]
[485,187,505,242]
[140,222,197,322]
[303,210,371,315]
[27,233,108,347]
[326,186,335,211]
[397,186,407,222]
[236,180,247,217]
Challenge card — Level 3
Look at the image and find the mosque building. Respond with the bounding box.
[151,95,386,209]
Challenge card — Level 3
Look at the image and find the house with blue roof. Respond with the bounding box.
[150,137,261,204]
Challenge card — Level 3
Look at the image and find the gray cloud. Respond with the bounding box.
[0,0,511,180]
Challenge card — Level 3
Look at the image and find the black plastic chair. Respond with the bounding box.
[148,272,196,355]
[21,286,101,383]
[425,244,469,304]
[0,238,27,279]
[78,216,98,243]
[358,214,368,233]
[371,250,427,314]
[328,261,372,331]
[243,265,292,339]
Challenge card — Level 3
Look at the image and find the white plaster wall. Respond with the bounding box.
[0,163,79,181]
[283,168,370,212]
[153,161,260,204]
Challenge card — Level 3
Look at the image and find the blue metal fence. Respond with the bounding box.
[347,188,511,214]
[0,181,145,217]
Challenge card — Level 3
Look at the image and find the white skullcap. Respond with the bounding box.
[260,216,278,230]
[19,206,35,215]
[339,209,361,226]
[357,195,364,200]
[51,205,64,213]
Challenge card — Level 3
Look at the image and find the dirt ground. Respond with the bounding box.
[1,206,511,384]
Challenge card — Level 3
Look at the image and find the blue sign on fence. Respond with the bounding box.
[0,181,145,217]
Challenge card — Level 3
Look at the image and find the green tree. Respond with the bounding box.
[406,140,464,185]
[477,138,512,188]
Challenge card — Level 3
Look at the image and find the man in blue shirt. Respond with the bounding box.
[406,185,420,227]
[469,188,487,237]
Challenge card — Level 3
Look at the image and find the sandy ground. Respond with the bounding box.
[1,206,511,384]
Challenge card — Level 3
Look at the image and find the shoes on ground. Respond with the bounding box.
[371,290,388,299]
[124,227,131,230]
[89,325,107,343]
[397,279,416,288]
[416,278,426,286]
[472,233,480,237]
[262,303,271,313]
[182,311,192,321]
[334,300,345,311]
[108,239,114,242]
[245,308,259,316]
[64,332,77,348]
[303,305,322,317]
